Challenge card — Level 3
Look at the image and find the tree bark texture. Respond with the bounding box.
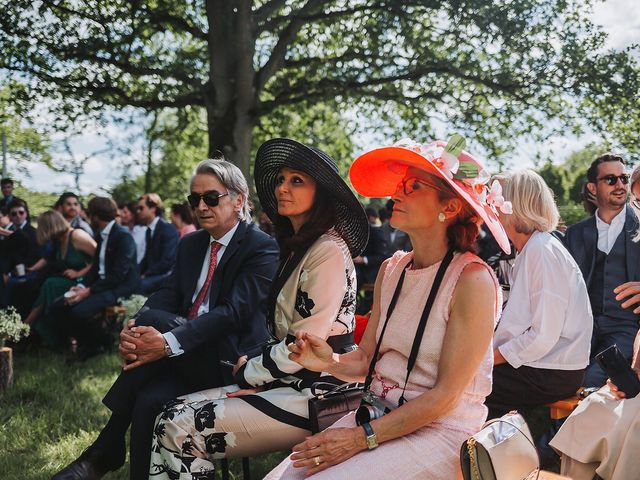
[0,347,13,393]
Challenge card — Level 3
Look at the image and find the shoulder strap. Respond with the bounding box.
[398,248,454,405]
[363,249,455,405]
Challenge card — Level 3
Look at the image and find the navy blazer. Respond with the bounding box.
[1,223,40,272]
[140,217,179,277]
[564,208,640,286]
[143,221,279,384]
[85,223,140,298]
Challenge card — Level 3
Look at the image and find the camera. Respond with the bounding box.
[355,391,394,425]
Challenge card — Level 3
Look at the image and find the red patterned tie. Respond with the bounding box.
[187,242,222,320]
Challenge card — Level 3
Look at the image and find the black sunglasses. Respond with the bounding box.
[187,191,229,208]
[597,174,630,186]
[10,210,26,216]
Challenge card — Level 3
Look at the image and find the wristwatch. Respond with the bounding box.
[361,422,378,450]
[163,339,174,357]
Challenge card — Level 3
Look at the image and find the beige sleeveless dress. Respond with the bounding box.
[267,250,500,480]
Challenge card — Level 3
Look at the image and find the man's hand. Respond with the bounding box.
[121,325,167,371]
[614,281,640,313]
[119,319,138,364]
[65,286,90,306]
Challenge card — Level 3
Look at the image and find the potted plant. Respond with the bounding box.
[0,306,30,392]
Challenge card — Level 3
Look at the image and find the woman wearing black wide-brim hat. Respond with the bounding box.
[149,138,368,478]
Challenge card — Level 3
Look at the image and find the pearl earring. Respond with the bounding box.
[438,212,446,223]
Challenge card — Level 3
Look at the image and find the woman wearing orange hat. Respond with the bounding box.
[267,136,511,479]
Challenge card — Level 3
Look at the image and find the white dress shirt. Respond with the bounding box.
[163,222,240,356]
[98,220,116,279]
[131,225,147,264]
[595,205,626,254]
[494,231,593,370]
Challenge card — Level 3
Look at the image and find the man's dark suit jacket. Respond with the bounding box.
[380,222,412,257]
[1,222,40,273]
[85,222,140,298]
[140,217,179,277]
[564,208,640,287]
[357,225,388,286]
[143,221,279,384]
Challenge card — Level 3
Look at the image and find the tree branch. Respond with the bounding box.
[253,0,289,24]
[254,0,332,92]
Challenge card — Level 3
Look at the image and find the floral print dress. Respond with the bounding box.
[149,230,357,479]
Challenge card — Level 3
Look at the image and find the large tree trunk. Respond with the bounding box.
[205,0,258,184]
[0,346,13,392]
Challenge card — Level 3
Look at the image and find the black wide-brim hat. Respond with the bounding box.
[254,138,369,258]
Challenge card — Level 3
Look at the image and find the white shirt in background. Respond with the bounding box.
[595,205,626,254]
[494,231,593,370]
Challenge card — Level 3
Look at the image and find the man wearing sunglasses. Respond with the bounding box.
[53,158,279,480]
[564,153,640,388]
[0,198,41,312]
[135,193,179,295]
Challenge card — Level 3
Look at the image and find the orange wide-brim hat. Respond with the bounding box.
[350,137,511,254]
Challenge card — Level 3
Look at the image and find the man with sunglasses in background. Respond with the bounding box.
[135,193,179,294]
[564,153,640,388]
[0,198,41,314]
[53,158,279,480]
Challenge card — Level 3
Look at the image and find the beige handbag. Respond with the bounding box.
[460,411,539,480]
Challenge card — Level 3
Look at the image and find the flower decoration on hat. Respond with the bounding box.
[486,180,513,215]
[393,134,512,215]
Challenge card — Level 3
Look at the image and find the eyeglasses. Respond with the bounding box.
[397,177,443,196]
[187,191,229,208]
[10,210,25,216]
[597,174,630,186]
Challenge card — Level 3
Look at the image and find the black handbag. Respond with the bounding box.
[308,382,364,433]
[307,249,455,433]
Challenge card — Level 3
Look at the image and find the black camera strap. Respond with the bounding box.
[363,248,455,406]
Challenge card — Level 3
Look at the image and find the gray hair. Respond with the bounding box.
[494,169,559,234]
[191,157,252,222]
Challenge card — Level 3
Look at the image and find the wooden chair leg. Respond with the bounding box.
[220,458,230,480]
[242,457,251,480]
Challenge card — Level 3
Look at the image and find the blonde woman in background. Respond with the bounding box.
[23,210,96,349]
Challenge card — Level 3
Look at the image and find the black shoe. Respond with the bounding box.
[51,448,109,480]
[51,443,124,480]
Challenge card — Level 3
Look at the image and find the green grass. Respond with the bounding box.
[0,350,287,480]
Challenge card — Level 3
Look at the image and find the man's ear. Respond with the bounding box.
[586,182,597,197]
[234,193,245,213]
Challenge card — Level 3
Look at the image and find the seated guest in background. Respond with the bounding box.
[55,192,94,237]
[380,198,412,256]
[564,153,640,388]
[486,170,592,419]
[52,158,278,480]
[550,326,640,480]
[149,139,368,479]
[0,177,15,209]
[119,200,147,264]
[354,209,387,287]
[365,206,382,227]
[22,210,95,350]
[547,165,640,479]
[170,201,197,238]
[0,198,42,314]
[267,136,507,479]
[53,197,139,360]
[136,193,179,294]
